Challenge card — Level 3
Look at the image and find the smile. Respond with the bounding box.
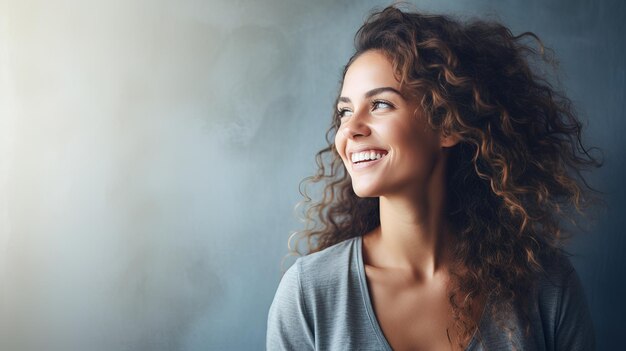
[350,150,388,170]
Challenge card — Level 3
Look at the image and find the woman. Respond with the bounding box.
[267,4,600,351]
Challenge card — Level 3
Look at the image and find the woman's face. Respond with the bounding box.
[334,50,453,198]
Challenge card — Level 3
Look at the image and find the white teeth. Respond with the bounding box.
[350,150,386,163]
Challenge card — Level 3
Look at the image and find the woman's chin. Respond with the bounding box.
[352,184,381,198]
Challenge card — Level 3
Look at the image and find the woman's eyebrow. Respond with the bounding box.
[338,86,403,103]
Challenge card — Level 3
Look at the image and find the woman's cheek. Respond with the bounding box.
[334,134,346,160]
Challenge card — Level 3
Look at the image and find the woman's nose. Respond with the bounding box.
[340,114,371,139]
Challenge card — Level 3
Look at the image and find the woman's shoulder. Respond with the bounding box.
[534,250,585,309]
[267,236,367,349]
[292,236,359,286]
[532,250,595,349]
[535,250,579,294]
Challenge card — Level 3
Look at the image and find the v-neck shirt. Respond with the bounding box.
[266,235,595,350]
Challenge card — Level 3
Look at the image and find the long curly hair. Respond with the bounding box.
[288,4,603,349]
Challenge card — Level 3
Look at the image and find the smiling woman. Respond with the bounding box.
[267,4,601,351]
[335,50,453,199]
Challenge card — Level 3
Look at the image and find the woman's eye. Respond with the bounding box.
[372,100,392,110]
[337,109,353,118]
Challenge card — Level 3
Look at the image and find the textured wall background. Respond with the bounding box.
[0,0,623,350]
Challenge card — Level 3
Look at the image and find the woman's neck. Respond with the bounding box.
[368,163,455,282]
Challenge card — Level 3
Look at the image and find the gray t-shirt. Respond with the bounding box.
[266,235,595,350]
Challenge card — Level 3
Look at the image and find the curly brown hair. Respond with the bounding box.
[288,3,603,349]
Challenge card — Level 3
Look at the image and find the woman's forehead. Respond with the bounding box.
[341,50,401,98]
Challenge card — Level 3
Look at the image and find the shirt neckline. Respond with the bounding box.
[354,235,490,351]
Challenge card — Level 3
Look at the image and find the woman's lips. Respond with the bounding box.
[351,153,387,170]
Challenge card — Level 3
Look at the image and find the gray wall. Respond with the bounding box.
[0,0,623,350]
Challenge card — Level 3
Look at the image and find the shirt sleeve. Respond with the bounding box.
[266,259,315,350]
[555,266,596,351]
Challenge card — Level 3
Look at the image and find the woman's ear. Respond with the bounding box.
[440,131,461,148]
